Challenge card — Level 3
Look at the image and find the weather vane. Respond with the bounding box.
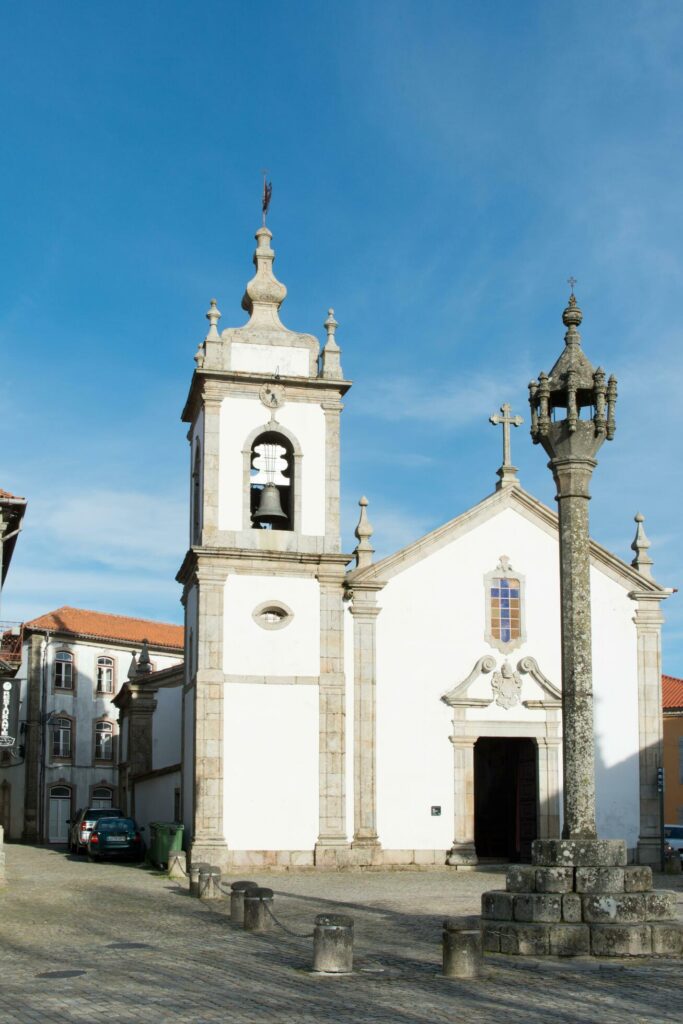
[567,275,577,294]
[261,170,272,226]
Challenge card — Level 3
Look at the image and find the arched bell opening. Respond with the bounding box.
[250,431,294,531]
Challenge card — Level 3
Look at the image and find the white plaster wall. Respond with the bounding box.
[373,505,641,850]
[218,395,326,535]
[344,604,355,841]
[591,566,640,845]
[230,342,309,378]
[223,683,318,849]
[223,574,320,677]
[134,771,181,835]
[189,407,204,546]
[152,686,183,771]
[182,686,194,837]
[185,584,198,682]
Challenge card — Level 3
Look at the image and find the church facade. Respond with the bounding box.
[171,223,668,871]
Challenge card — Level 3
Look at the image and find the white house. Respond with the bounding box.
[0,607,184,844]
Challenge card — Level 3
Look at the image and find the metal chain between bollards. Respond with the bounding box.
[263,900,315,939]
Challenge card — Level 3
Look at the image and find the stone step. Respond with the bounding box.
[532,839,627,867]
[482,888,679,925]
[506,864,653,895]
[481,920,683,958]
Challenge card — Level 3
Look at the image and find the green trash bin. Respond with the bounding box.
[147,822,161,867]
[152,822,184,868]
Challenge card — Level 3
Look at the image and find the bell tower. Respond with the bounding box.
[178,220,352,869]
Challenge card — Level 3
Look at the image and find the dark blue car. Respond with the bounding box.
[87,817,145,861]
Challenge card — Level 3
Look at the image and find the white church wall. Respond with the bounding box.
[222,574,320,677]
[217,396,326,535]
[182,685,194,837]
[230,341,309,378]
[590,565,640,846]
[222,683,318,850]
[189,407,204,544]
[152,685,182,772]
[343,603,355,841]
[372,502,643,853]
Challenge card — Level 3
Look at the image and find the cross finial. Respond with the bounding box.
[567,276,577,295]
[490,402,523,490]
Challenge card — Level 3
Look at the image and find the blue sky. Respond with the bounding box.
[1,1,682,670]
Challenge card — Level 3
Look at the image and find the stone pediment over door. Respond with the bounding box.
[441,654,561,711]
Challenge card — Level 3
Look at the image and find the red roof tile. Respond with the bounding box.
[24,606,183,650]
[663,674,683,710]
[0,488,25,500]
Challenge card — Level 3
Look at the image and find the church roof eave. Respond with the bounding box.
[345,484,670,597]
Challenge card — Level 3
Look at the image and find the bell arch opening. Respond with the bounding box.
[250,431,294,531]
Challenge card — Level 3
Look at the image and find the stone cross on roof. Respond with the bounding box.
[489,403,523,490]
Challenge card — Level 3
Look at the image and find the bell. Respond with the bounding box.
[252,482,287,524]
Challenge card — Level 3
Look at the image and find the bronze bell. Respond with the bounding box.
[252,482,287,524]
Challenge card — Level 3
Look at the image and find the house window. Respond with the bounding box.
[485,556,526,654]
[95,721,113,761]
[54,651,74,690]
[96,657,114,694]
[52,717,72,759]
[250,431,294,531]
[92,786,113,809]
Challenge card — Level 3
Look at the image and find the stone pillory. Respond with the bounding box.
[528,289,616,841]
[480,289,683,958]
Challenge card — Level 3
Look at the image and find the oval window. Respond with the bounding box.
[252,602,294,631]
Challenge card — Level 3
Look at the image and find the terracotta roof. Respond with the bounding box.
[663,674,683,710]
[0,488,25,500]
[24,606,184,650]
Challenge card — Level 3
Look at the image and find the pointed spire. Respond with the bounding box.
[136,639,152,676]
[354,496,375,568]
[241,226,287,329]
[631,513,654,579]
[321,308,343,380]
[205,298,221,340]
[127,653,138,680]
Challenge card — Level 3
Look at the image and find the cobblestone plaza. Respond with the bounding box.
[1,846,682,1023]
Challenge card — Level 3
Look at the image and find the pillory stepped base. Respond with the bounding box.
[480,839,683,957]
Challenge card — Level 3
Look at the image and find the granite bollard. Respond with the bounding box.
[443,922,482,979]
[167,850,187,881]
[312,914,354,974]
[198,866,222,901]
[230,880,258,923]
[243,887,274,933]
[189,860,210,897]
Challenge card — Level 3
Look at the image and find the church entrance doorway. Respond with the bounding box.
[474,737,538,862]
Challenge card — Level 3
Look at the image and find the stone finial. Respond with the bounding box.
[529,288,617,460]
[241,226,287,328]
[127,653,138,680]
[321,307,343,380]
[136,640,152,676]
[205,298,221,341]
[631,512,654,579]
[354,496,375,568]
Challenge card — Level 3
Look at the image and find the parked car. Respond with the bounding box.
[87,817,145,862]
[664,824,683,860]
[68,807,123,854]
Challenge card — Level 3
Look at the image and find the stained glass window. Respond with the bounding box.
[490,577,521,644]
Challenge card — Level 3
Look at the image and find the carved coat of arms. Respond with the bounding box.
[491,660,522,709]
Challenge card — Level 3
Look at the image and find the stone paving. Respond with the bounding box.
[0,845,682,1023]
